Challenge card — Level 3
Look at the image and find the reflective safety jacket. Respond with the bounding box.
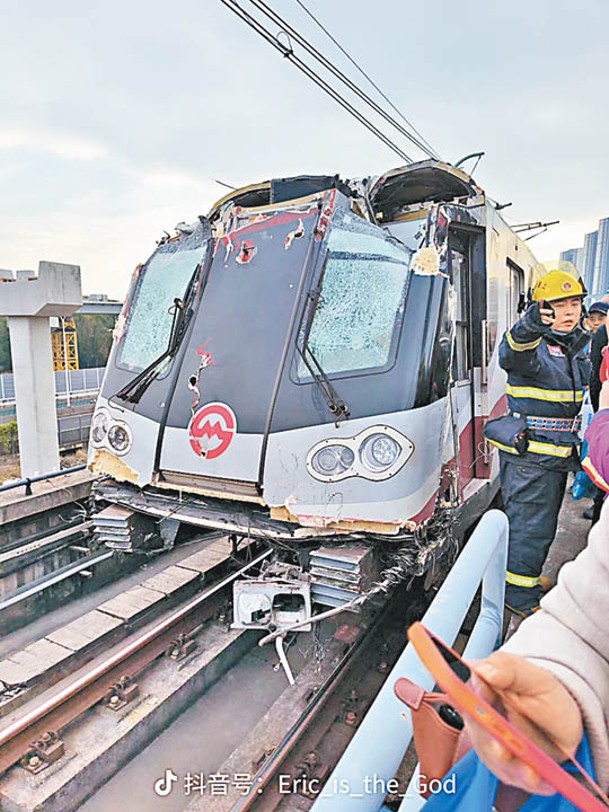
[497,304,591,470]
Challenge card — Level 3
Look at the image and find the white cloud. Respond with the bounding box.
[0,127,107,161]
[0,0,608,301]
[0,159,222,300]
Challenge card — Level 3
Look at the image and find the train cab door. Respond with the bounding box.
[448,226,489,499]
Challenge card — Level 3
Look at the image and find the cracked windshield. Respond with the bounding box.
[118,246,205,371]
[302,220,412,375]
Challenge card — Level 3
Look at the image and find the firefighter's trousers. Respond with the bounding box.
[500,456,568,613]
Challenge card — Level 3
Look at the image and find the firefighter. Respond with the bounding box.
[486,269,591,619]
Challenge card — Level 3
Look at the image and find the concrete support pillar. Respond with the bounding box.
[7,316,60,476]
[0,261,82,478]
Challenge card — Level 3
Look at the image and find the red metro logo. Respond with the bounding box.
[188,403,237,460]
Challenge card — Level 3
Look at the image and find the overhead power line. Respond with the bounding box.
[218,0,414,163]
[245,0,438,160]
[292,0,441,160]
[512,220,560,232]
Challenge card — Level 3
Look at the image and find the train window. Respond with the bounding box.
[507,260,524,322]
[451,248,470,381]
[117,247,204,372]
[299,223,412,377]
[426,279,452,403]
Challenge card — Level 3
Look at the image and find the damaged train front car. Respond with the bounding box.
[88,163,488,628]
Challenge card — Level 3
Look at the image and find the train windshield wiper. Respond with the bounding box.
[297,272,350,423]
[298,341,350,423]
[115,270,199,405]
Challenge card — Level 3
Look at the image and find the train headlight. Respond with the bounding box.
[307,426,413,482]
[91,411,109,445]
[359,433,400,472]
[311,445,354,477]
[107,423,132,455]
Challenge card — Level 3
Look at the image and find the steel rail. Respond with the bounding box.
[0,517,89,559]
[0,548,271,774]
[230,592,417,812]
[231,631,365,812]
[0,551,113,613]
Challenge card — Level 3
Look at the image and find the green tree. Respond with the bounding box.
[0,318,11,372]
[0,314,115,373]
[74,314,115,368]
[0,421,18,453]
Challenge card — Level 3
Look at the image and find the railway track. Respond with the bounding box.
[184,585,427,812]
[0,537,270,776]
[0,530,431,812]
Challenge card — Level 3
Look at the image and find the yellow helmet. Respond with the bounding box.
[532,269,584,302]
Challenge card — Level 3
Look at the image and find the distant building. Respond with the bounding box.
[592,217,609,297]
[560,247,581,271]
[581,230,598,294]
[560,217,609,299]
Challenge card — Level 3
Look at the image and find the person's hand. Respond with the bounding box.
[466,651,583,795]
[538,300,556,326]
[599,379,609,411]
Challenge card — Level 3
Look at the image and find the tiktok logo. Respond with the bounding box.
[154,768,179,796]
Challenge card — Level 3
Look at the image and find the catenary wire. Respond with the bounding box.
[291,0,441,160]
[218,0,414,163]
[246,0,436,160]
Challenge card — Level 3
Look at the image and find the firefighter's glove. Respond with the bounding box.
[525,301,554,329]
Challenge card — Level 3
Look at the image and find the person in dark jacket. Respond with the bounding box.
[589,312,608,413]
[485,269,591,618]
[583,304,608,523]
[585,299,609,337]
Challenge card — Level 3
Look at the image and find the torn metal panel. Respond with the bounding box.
[284,218,305,249]
[187,339,215,417]
[269,505,404,535]
[235,239,256,264]
[369,160,483,222]
[314,188,337,240]
[88,448,139,484]
[92,480,336,540]
[219,233,235,261]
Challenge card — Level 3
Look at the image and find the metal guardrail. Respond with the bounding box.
[0,414,93,458]
[58,413,92,448]
[0,367,105,401]
[0,464,88,496]
[309,509,509,812]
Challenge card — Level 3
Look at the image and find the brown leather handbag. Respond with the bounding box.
[394,677,528,811]
[394,677,470,797]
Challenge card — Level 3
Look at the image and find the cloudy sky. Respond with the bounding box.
[1,0,607,299]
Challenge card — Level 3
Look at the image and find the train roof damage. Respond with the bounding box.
[207,160,484,230]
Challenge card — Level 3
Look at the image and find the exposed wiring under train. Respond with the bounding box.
[258,503,458,647]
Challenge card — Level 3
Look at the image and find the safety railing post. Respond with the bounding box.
[309,509,509,812]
